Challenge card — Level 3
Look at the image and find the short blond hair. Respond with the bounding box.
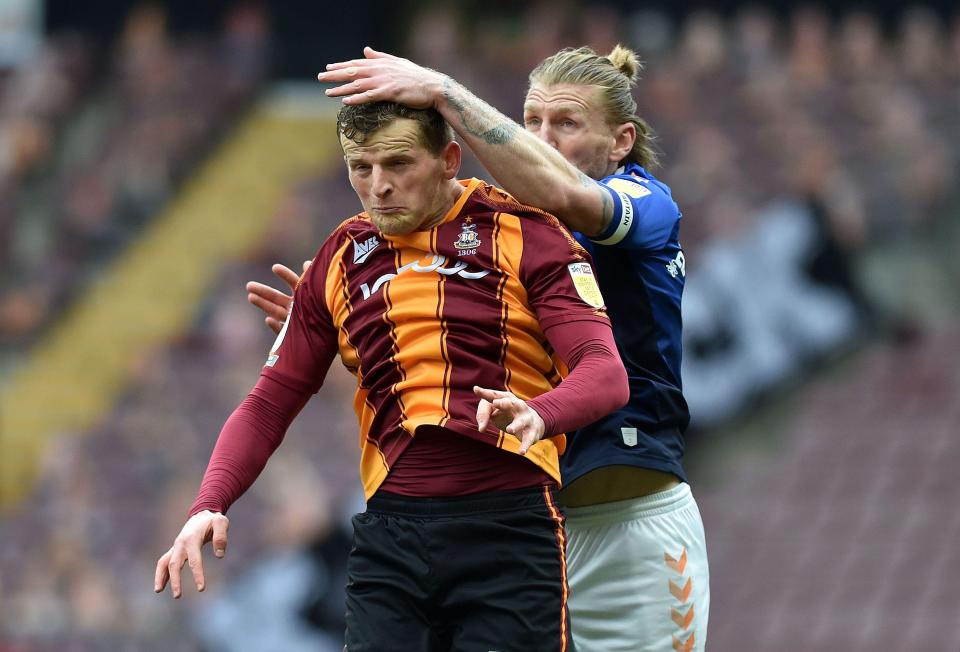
[529,45,659,169]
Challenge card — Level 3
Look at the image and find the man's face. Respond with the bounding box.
[523,83,620,181]
[342,118,457,236]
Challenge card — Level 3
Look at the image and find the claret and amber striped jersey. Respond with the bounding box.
[262,178,610,499]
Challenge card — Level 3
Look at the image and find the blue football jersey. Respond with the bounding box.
[563,163,690,485]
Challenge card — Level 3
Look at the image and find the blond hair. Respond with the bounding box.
[529,45,659,169]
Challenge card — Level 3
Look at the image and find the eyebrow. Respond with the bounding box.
[523,102,587,115]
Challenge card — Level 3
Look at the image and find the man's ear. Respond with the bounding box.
[610,122,636,166]
[441,140,461,179]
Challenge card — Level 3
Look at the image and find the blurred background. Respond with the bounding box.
[0,0,958,650]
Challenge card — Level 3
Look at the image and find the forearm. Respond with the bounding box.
[436,78,608,233]
[528,320,628,436]
[188,374,312,516]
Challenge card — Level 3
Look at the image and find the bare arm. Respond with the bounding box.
[319,47,614,235]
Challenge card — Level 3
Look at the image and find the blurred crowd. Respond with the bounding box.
[0,3,269,374]
[1,3,960,650]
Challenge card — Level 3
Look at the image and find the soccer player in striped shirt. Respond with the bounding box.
[155,101,628,651]
[257,45,712,651]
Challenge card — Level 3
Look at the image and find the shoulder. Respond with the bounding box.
[301,214,374,287]
[602,168,678,219]
[466,182,590,273]
[473,181,579,240]
[592,167,680,249]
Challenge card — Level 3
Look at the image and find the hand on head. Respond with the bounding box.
[318,46,445,109]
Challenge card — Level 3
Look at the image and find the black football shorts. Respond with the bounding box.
[344,485,574,652]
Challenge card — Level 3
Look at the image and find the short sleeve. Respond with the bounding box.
[590,175,680,251]
[261,248,339,394]
[518,216,611,332]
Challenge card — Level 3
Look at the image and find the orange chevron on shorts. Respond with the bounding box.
[672,632,695,652]
[664,548,688,574]
[671,604,695,630]
[669,577,693,602]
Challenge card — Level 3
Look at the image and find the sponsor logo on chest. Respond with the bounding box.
[359,253,490,300]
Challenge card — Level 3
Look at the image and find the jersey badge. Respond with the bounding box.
[606,177,652,199]
[567,262,605,308]
[353,235,380,264]
[454,217,481,256]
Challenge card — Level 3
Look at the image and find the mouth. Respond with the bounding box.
[373,207,405,215]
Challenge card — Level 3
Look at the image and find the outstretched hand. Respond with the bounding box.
[154,510,230,599]
[246,260,311,335]
[474,386,546,455]
[317,46,445,108]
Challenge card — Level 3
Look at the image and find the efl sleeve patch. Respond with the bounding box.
[567,262,605,308]
[606,177,652,199]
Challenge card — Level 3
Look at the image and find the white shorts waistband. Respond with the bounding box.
[564,482,693,526]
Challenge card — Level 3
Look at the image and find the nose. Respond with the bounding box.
[371,167,392,199]
[537,124,560,151]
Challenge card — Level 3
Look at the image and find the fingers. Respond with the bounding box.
[490,395,524,418]
[301,260,312,273]
[363,46,395,60]
[168,544,186,598]
[155,549,172,592]
[212,515,229,559]
[248,279,293,306]
[518,427,538,455]
[325,80,377,99]
[319,67,372,86]
[248,291,291,326]
[473,386,512,402]
[476,398,493,432]
[341,90,387,106]
[185,539,206,593]
[248,280,292,310]
[324,58,372,72]
[272,263,301,292]
[265,316,283,335]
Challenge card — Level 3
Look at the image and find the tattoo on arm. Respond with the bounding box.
[442,77,517,145]
[580,172,614,228]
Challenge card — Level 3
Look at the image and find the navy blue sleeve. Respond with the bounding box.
[589,176,680,251]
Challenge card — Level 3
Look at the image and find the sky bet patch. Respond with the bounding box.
[567,262,605,309]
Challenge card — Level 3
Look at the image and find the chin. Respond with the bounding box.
[372,215,416,236]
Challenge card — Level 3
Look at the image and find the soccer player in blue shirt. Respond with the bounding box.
[252,45,709,652]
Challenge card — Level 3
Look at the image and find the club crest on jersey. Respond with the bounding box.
[454,218,480,256]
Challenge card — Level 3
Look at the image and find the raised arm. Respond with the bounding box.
[318,47,614,235]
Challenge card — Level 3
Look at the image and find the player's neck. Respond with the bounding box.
[420,179,464,231]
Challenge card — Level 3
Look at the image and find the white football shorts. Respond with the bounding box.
[565,483,710,652]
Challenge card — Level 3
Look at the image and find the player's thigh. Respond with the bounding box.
[445,502,575,651]
[566,487,709,652]
[344,511,434,652]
